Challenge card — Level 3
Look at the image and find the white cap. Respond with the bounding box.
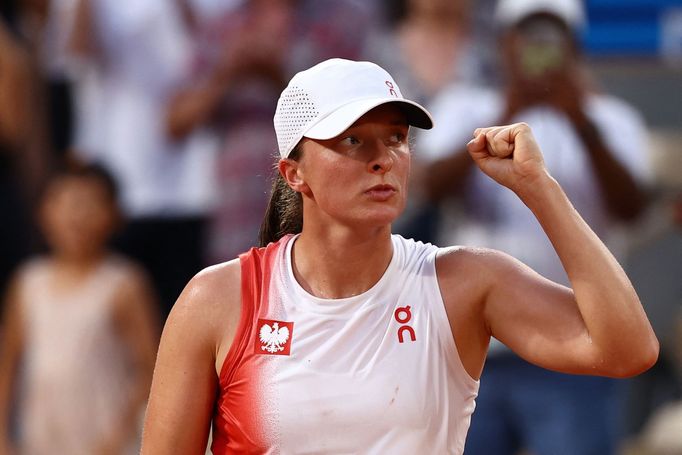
[274,58,434,158]
[494,0,586,30]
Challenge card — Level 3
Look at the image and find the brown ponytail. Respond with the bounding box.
[258,146,303,246]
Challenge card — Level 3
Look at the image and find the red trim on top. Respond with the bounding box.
[218,238,284,381]
[217,247,261,383]
[212,237,290,453]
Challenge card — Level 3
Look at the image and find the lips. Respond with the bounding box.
[365,184,397,201]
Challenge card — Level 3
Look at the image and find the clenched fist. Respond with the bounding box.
[466,123,550,195]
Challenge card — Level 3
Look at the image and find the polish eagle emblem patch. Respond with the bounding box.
[255,319,294,355]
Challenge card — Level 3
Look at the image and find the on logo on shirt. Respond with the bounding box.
[256,319,294,355]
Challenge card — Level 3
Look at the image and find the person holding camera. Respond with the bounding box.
[413,0,651,453]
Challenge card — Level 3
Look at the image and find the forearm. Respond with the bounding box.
[574,116,648,220]
[165,77,227,139]
[519,174,658,375]
[68,0,97,59]
[0,338,19,445]
[424,149,475,202]
[0,27,31,148]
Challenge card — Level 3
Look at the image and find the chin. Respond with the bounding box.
[360,207,403,228]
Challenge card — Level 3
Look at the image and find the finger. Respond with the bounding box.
[466,132,487,153]
[492,127,515,158]
[481,127,513,158]
[484,127,506,157]
[473,126,502,138]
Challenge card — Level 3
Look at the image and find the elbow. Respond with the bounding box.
[606,337,660,378]
[636,336,660,375]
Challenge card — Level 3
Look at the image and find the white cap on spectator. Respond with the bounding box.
[494,0,586,30]
[274,58,433,158]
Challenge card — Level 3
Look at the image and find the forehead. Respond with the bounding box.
[45,175,112,202]
[514,14,571,39]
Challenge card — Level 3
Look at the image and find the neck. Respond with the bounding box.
[407,9,466,31]
[292,225,394,299]
[52,249,107,271]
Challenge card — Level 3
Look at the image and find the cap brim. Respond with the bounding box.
[303,98,434,141]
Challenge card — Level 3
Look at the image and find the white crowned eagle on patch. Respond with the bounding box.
[259,322,289,353]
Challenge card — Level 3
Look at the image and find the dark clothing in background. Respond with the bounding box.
[113,216,206,324]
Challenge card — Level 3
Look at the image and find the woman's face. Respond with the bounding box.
[295,104,411,229]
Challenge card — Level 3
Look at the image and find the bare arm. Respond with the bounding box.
[422,147,475,202]
[569,112,647,220]
[68,0,99,59]
[165,74,231,140]
[0,22,31,151]
[0,277,23,454]
[99,267,160,454]
[439,124,658,380]
[141,260,241,454]
[166,7,288,140]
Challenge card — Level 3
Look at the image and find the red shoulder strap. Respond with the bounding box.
[218,239,283,383]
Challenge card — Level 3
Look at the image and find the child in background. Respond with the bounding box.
[0,163,159,455]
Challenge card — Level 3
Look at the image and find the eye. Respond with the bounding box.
[389,131,407,144]
[340,136,360,146]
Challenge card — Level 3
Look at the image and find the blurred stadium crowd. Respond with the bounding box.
[0,0,680,454]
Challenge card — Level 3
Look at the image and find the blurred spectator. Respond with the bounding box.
[620,190,682,452]
[19,0,77,159]
[367,0,485,102]
[365,0,489,243]
[414,0,652,453]
[167,0,373,262]
[0,163,158,454]
[636,395,682,455]
[67,0,219,321]
[0,16,48,317]
[166,0,294,263]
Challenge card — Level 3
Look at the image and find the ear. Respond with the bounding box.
[278,158,309,194]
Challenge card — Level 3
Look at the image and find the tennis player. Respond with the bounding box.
[140,58,658,454]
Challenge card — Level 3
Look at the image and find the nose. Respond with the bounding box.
[368,140,394,174]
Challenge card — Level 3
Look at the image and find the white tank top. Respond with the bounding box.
[212,234,479,454]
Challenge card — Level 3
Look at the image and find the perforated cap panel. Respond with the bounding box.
[274,85,320,158]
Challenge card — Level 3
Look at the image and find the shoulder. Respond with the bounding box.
[586,93,646,130]
[170,259,241,329]
[107,254,153,289]
[434,245,522,297]
[13,256,50,280]
[6,256,51,303]
[1,257,50,334]
[161,258,242,360]
[435,244,505,271]
[106,255,158,315]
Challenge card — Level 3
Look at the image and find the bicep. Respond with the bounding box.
[141,261,241,454]
[483,252,599,374]
[141,287,218,454]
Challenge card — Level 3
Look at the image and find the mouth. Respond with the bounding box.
[364,184,397,201]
